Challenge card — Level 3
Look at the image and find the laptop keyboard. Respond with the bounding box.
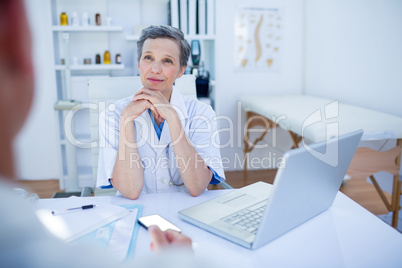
[220,200,268,235]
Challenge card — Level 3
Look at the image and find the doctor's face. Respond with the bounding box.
[138,38,185,100]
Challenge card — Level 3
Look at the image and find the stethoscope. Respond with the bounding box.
[165,144,184,187]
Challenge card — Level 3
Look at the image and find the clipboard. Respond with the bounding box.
[35,196,129,242]
[120,204,143,261]
[73,204,143,262]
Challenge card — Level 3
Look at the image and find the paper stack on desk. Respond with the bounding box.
[74,205,142,262]
[35,196,129,242]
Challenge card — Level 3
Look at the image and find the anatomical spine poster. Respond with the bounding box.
[234,6,283,72]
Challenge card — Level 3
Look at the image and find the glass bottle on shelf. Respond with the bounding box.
[60,12,68,26]
[95,13,101,26]
[116,53,121,64]
[71,11,79,26]
[103,51,111,64]
[82,12,89,26]
[95,54,101,64]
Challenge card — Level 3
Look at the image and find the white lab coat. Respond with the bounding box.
[97,88,225,194]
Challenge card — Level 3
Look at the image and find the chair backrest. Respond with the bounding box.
[88,75,196,195]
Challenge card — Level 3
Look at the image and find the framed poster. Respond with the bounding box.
[234,6,283,72]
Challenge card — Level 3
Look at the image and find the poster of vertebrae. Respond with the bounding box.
[234,7,283,72]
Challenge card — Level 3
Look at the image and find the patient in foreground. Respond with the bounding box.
[0,1,204,267]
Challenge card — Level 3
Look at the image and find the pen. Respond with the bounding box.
[52,204,98,215]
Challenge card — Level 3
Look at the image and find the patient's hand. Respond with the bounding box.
[148,225,193,252]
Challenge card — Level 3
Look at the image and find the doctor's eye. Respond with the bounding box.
[163,58,173,64]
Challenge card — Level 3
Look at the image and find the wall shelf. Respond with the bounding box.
[52,26,123,32]
[55,64,125,71]
[54,99,81,110]
[126,34,216,42]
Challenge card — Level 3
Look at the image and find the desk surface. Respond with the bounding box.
[38,190,402,267]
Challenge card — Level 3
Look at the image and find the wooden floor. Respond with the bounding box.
[19,169,391,216]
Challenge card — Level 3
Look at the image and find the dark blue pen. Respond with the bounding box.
[52,204,98,215]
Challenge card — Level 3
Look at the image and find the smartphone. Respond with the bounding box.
[138,214,181,233]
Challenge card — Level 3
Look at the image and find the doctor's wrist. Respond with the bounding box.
[164,109,180,124]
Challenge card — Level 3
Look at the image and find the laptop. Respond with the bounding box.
[179,130,363,249]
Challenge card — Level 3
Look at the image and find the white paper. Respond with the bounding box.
[106,208,138,262]
[35,196,129,242]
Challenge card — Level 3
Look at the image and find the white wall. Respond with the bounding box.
[15,0,60,180]
[215,0,305,171]
[304,0,402,197]
[305,0,402,117]
[18,0,402,179]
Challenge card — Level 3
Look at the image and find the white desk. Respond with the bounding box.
[37,190,402,267]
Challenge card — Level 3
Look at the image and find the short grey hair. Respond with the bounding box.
[137,25,191,68]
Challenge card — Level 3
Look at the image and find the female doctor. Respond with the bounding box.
[96,25,225,199]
